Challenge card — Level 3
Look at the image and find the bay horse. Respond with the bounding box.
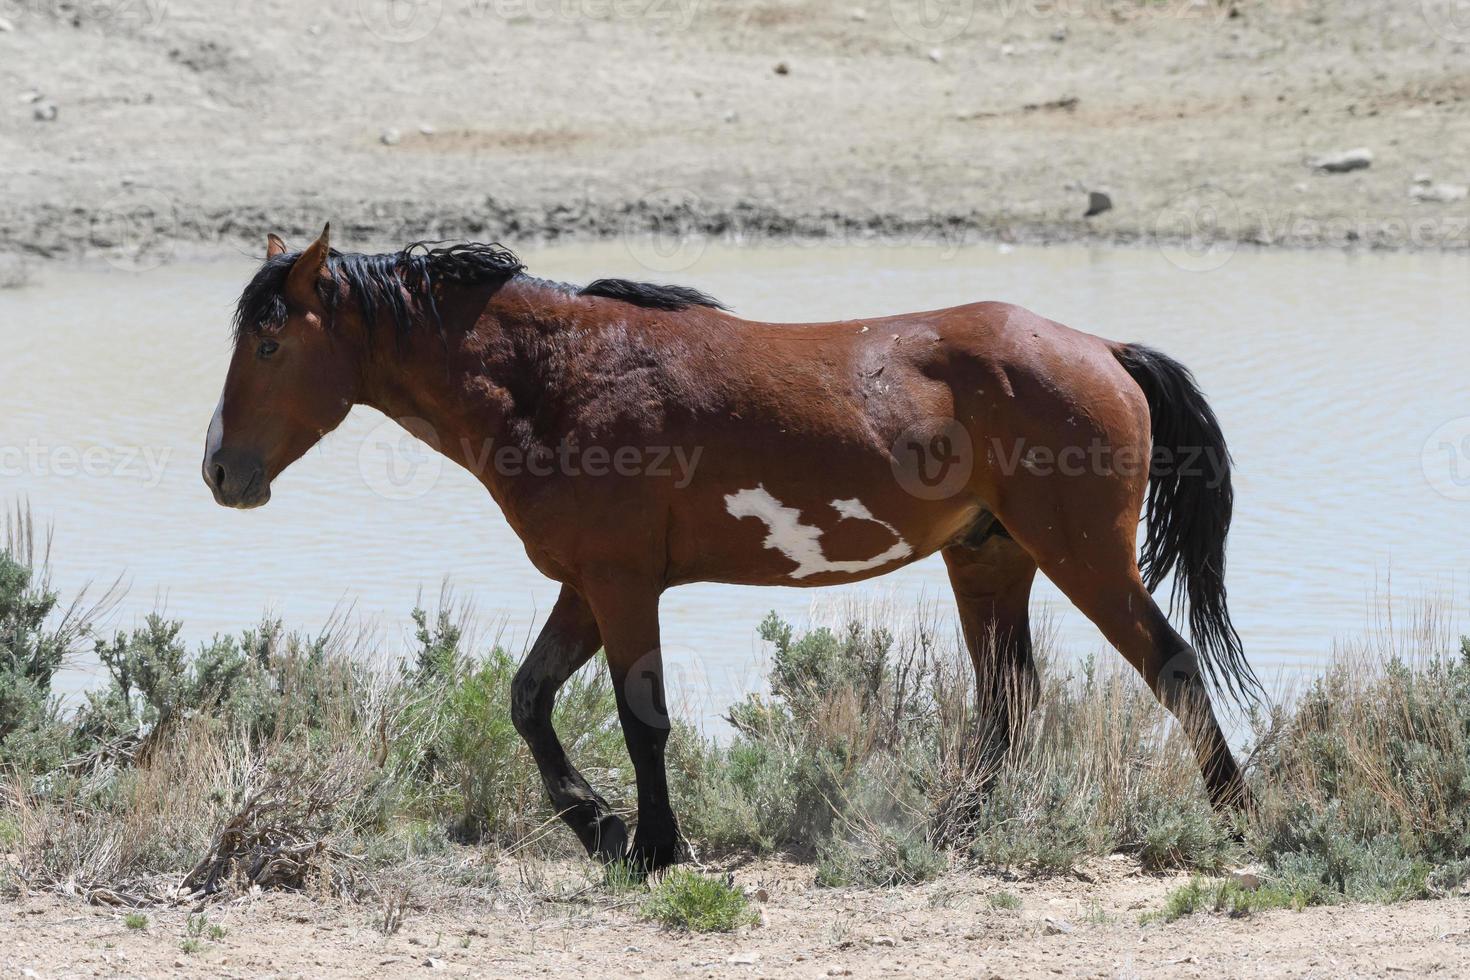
[204,225,1260,870]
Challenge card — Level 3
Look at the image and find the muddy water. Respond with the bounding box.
[3,241,1468,730]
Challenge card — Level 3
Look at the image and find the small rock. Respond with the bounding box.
[927,48,943,62]
[424,957,445,969]
[20,89,42,103]
[1043,916,1074,935]
[21,969,38,979]
[1413,172,1434,185]
[869,935,897,947]
[0,16,15,31]
[1294,182,1309,193]
[827,969,852,977]
[1308,147,1373,173]
[1000,43,1015,56]
[1083,190,1113,217]
[773,62,789,75]
[753,887,769,902]
[1050,25,1068,41]
[418,124,436,136]
[32,102,57,122]
[1410,182,1468,203]
[173,960,187,969]
[850,8,868,21]
[380,128,401,146]
[727,953,759,965]
[1231,867,1264,891]
[723,109,739,123]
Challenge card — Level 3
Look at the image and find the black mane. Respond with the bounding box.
[579,278,725,312]
[233,240,723,341]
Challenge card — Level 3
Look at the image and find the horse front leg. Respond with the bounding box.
[583,575,685,872]
[511,584,628,862]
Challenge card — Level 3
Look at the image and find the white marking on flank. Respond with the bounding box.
[206,392,226,458]
[723,486,913,579]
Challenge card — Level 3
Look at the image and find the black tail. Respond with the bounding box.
[1113,343,1263,707]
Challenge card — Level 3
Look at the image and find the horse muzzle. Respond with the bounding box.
[203,448,271,509]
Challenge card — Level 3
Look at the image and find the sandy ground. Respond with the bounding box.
[3,856,1469,978]
[2,0,1469,267]
[4,4,1469,975]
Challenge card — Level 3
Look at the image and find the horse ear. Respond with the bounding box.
[285,223,331,310]
[266,233,288,258]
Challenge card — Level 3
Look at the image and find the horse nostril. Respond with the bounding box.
[212,463,227,490]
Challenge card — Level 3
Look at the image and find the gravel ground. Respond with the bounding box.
[4,856,1470,978]
[2,0,1468,267]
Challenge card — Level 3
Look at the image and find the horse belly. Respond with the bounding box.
[670,482,982,588]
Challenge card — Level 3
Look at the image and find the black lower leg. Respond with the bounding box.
[1153,641,1250,812]
[612,657,684,871]
[511,587,628,861]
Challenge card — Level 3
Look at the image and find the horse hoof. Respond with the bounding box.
[628,835,687,873]
[592,814,630,864]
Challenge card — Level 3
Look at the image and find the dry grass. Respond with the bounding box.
[3,505,1470,920]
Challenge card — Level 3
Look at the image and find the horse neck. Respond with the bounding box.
[354,278,578,481]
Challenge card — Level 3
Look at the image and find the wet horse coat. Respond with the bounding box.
[205,228,1259,869]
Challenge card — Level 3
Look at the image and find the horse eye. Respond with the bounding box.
[256,339,280,359]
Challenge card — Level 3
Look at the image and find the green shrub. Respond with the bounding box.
[669,610,948,859]
[0,514,114,772]
[641,870,757,932]
[393,607,630,844]
[1132,797,1236,874]
[816,825,945,887]
[1144,876,1316,924]
[671,610,1233,877]
[1246,635,1470,904]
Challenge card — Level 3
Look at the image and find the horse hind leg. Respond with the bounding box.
[996,495,1249,810]
[942,523,1039,770]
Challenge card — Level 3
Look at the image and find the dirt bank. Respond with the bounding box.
[2,856,1466,978]
[2,0,1468,266]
